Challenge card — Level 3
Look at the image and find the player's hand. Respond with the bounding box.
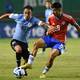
[0,13,10,19]
[46,26,55,35]
[46,25,60,35]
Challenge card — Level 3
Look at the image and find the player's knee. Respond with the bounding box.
[51,49,59,58]
[14,45,22,53]
[51,54,57,59]
[15,47,22,53]
[49,52,59,64]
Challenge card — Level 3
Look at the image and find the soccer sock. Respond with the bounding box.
[16,53,21,67]
[16,60,21,67]
[42,66,49,74]
[28,55,34,65]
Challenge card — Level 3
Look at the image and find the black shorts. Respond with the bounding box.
[10,39,30,60]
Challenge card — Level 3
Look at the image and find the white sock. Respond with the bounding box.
[42,66,49,74]
[28,55,34,65]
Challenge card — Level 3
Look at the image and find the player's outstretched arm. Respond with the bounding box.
[38,21,51,28]
[38,21,58,35]
[0,13,11,19]
[69,16,80,32]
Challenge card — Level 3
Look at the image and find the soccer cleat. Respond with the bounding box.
[21,63,32,69]
[40,74,46,79]
[25,63,32,69]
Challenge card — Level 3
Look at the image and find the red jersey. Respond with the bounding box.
[48,13,76,43]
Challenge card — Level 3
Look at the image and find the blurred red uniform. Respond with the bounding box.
[48,13,76,43]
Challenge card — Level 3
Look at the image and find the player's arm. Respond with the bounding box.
[0,13,19,20]
[38,21,51,28]
[68,16,80,32]
[72,22,80,32]
[36,18,55,33]
[38,21,57,35]
[0,13,11,19]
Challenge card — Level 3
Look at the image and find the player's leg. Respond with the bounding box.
[20,38,46,69]
[21,42,30,63]
[21,42,30,71]
[15,42,30,76]
[15,45,22,67]
[32,38,46,57]
[40,49,60,78]
[40,43,65,78]
[16,53,21,67]
[11,39,22,67]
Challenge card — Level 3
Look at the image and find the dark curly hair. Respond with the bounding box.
[23,5,33,11]
[51,2,62,8]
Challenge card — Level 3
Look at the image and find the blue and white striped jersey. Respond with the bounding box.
[9,13,41,43]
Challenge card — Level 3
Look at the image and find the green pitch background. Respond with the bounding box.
[0,38,80,80]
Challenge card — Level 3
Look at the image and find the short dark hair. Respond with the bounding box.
[51,2,62,9]
[23,5,33,11]
[45,0,52,3]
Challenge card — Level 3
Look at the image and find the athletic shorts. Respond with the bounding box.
[10,39,30,60]
[42,35,65,54]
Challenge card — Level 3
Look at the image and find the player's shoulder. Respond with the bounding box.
[32,16,40,21]
[31,16,36,19]
[63,13,73,19]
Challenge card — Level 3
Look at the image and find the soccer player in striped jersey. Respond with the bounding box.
[20,2,80,78]
[0,5,50,76]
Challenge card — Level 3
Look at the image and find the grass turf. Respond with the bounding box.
[0,38,80,80]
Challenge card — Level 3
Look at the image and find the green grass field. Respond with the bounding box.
[0,38,80,80]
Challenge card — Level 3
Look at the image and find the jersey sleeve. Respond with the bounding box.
[68,16,76,24]
[9,13,19,20]
[34,17,42,26]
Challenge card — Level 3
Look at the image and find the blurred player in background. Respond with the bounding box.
[20,2,80,78]
[40,0,53,54]
[45,0,53,23]
[0,5,51,76]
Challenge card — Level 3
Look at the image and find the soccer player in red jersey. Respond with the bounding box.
[20,2,80,78]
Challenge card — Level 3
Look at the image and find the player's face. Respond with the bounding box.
[53,8,62,17]
[45,2,51,8]
[23,8,32,20]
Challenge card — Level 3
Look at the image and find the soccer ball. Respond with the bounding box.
[13,67,25,78]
